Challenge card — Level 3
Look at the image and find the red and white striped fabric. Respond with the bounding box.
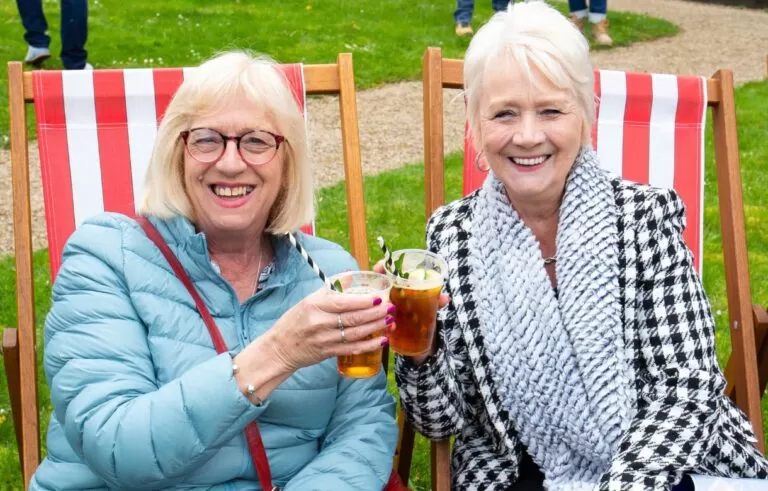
[32,65,314,278]
[462,69,707,272]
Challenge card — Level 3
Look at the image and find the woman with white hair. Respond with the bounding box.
[394,3,768,490]
[30,51,398,490]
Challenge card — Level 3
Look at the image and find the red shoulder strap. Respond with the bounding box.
[134,215,276,490]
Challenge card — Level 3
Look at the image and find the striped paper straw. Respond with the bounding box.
[376,236,397,275]
[287,232,337,291]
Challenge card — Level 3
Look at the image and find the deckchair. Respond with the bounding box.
[3,54,374,488]
[410,46,767,490]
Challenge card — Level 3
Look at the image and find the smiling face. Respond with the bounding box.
[478,59,585,210]
[183,95,285,240]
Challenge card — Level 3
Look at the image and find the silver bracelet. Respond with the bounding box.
[246,384,265,407]
[232,363,264,406]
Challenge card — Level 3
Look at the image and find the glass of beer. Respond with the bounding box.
[327,271,393,378]
[384,249,447,356]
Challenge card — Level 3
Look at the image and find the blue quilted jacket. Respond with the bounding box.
[30,213,397,490]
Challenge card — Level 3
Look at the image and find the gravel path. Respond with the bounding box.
[2,0,767,256]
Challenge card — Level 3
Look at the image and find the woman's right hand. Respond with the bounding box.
[260,288,394,374]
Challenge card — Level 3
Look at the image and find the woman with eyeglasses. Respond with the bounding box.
[30,51,398,490]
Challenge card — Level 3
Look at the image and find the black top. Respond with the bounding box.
[515,446,544,489]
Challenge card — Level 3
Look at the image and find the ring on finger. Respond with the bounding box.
[337,314,344,330]
[340,326,347,343]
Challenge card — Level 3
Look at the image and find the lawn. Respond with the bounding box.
[0,0,679,144]
[0,78,766,488]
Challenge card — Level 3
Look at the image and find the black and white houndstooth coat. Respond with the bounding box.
[394,177,768,491]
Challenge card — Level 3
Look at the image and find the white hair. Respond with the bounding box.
[139,50,314,234]
[464,1,595,145]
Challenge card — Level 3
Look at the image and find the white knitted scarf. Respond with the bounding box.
[467,148,635,490]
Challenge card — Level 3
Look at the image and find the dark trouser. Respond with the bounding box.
[508,477,545,491]
[672,476,695,491]
[508,446,545,491]
[568,0,607,14]
[507,473,693,491]
[15,0,88,69]
[454,0,510,25]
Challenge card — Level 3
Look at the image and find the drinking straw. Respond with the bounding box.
[287,232,337,291]
[376,236,397,275]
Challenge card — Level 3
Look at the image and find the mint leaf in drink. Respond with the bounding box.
[333,279,344,292]
[393,253,406,278]
[393,254,405,276]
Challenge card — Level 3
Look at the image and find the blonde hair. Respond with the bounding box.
[464,1,595,146]
[139,50,314,234]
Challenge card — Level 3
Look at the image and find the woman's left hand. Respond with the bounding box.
[373,259,449,365]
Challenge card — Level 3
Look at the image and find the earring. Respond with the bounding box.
[474,151,490,172]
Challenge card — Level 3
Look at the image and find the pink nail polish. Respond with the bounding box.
[387,305,396,315]
[385,315,394,325]
[373,297,382,306]
[380,338,390,346]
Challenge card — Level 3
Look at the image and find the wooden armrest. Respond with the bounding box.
[754,305,768,403]
[431,439,451,491]
[2,327,18,354]
[2,327,23,472]
[725,305,768,400]
[754,304,768,331]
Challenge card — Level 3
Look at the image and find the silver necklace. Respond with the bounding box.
[252,244,265,296]
[543,255,556,265]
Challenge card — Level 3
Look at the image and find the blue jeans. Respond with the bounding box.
[568,0,607,14]
[454,0,510,25]
[15,0,88,69]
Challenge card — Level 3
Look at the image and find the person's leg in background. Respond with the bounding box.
[454,0,475,36]
[492,0,509,14]
[15,0,51,64]
[60,0,89,69]
[587,0,612,46]
[567,0,588,32]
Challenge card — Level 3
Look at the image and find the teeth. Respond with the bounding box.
[512,156,548,166]
[213,185,254,197]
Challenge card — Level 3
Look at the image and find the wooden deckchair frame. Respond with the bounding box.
[412,46,767,490]
[3,53,372,488]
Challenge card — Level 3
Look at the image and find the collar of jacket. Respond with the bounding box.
[146,214,309,291]
[437,198,521,457]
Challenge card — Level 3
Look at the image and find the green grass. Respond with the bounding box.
[0,0,678,144]
[0,73,765,486]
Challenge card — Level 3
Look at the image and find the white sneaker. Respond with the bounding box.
[24,46,51,65]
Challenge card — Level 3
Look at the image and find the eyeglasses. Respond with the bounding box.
[180,128,286,166]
